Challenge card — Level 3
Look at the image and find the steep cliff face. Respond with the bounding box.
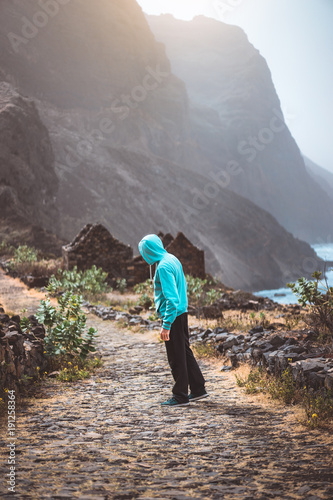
[0,0,199,170]
[147,15,333,242]
[304,156,333,201]
[0,1,322,289]
[0,82,59,232]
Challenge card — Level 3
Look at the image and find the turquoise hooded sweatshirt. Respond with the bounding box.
[138,234,188,330]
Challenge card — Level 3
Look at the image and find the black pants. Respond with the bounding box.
[165,312,206,403]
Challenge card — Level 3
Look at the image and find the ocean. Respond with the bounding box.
[255,243,333,305]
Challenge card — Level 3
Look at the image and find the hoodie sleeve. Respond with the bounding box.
[158,266,180,330]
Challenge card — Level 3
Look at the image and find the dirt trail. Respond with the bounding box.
[1,270,333,499]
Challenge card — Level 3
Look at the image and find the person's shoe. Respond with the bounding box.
[161,397,190,407]
[189,391,209,402]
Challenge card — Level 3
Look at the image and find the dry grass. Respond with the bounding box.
[9,258,63,278]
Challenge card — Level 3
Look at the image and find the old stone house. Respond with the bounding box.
[63,224,205,286]
[62,224,133,284]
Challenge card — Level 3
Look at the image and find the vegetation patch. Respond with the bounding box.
[48,265,110,301]
[115,278,127,294]
[193,342,219,359]
[48,355,103,382]
[186,275,223,306]
[19,280,100,386]
[288,271,333,342]
[235,366,333,429]
[2,243,63,282]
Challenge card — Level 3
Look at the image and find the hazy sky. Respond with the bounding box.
[137,0,333,173]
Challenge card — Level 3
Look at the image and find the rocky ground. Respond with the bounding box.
[1,274,333,499]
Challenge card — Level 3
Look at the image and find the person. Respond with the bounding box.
[138,234,208,407]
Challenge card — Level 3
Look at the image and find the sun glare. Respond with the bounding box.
[137,0,208,21]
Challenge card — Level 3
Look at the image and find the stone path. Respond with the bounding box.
[1,271,333,499]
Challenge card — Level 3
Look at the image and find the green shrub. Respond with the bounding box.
[186,275,223,306]
[13,244,38,263]
[148,312,159,321]
[134,279,152,294]
[203,288,222,305]
[302,388,333,429]
[288,271,333,340]
[6,244,42,276]
[47,265,109,299]
[235,368,267,394]
[33,292,97,359]
[0,240,15,256]
[236,366,297,403]
[138,293,153,310]
[193,342,219,359]
[116,278,127,294]
[236,366,333,429]
[268,367,297,404]
[186,275,207,303]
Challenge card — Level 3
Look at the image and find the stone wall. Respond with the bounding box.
[0,307,47,394]
[63,225,206,287]
[190,322,333,393]
[126,256,150,287]
[164,232,205,279]
[62,224,133,285]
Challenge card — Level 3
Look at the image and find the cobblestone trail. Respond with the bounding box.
[1,272,333,499]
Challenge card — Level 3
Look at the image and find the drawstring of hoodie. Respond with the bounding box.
[150,264,153,288]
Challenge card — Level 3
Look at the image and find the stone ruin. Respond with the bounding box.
[0,307,47,394]
[62,224,133,284]
[160,232,205,279]
[62,224,205,286]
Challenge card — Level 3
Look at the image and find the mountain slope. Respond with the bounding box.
[304,156,333,200]
[0,1,322,289]
[0,82,63,253]
[146,14,333,242]
[0,83,58,228]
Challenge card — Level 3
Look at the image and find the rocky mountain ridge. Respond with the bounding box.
[0,0,325,289]
[0,82,63,253]
[304,156,333,201]
[146,14,333,242]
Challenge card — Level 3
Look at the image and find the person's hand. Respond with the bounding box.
[160,328,170,341]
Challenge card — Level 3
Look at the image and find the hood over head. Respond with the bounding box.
[138,234,167,265]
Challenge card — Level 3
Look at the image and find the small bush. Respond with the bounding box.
[55,356,103,382]
[193,342,219,359]
[14,244,38,263]
[5,244,63,280]
[302,388,333,429]
[148,312,159,321]
[235,368,267,394]
[48,265,109,300]
[32,292,97,359]
[138,293,153,310]
[203,289,222,305]
[186,275,224,306]
[134,279,152,294]
[186,275,207,303]
[268,367,297,404]
[235,366,333,428]
[116,278,127,294]
[288,271,333,341]
[0,240,15,256]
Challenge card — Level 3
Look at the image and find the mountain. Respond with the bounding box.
[304,156,333,201]
[0,0,322,290]
[146,14,333,243]
[0,82,63,253]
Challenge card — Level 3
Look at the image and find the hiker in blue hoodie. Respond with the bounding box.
[138,234,208,407]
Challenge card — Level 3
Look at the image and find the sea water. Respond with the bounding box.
[255,243,333,305]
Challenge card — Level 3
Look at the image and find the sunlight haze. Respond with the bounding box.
[137,0,333,172]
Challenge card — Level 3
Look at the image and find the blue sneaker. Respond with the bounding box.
[189,391,209,402]
[161,397,190,407]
